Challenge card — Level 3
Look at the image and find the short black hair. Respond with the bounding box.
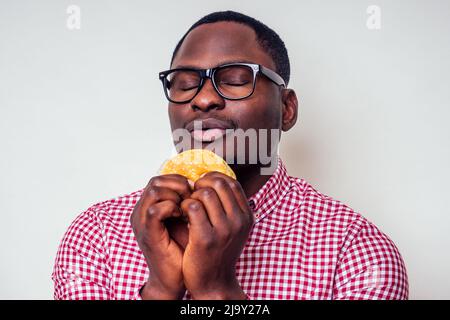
[170,10,291,85]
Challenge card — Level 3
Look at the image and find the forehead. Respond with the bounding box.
[171,21,276,70]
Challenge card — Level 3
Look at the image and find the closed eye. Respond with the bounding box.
[221,81,250,86]
[180,86,198,91]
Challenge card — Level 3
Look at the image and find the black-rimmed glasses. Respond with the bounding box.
[158,62,286,104]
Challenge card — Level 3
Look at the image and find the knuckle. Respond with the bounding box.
[148,176,161,187]
[148,175,174,188]
[229,181,240,191]
[146,186,162,201]
[188,200,201,211]
[147,205,159,217]
[181,199,199,212]
[213,178,227,189]
[200,187,214,199]
[146,186,167,202]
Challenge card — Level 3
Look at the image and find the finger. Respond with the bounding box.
[145,200,182,245]
[140,186,181,211]
[190,187,228,228]
[201,171,251,215]
[147,174,192,199]
[194,174,243,219]
[180,199,212,239]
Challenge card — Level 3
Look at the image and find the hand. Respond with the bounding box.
[180,172,254,300]
[130,174,191,299]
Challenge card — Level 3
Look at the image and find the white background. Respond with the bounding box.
[1,0,449,299]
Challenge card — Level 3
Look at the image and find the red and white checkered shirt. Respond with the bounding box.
[52,158,408,300]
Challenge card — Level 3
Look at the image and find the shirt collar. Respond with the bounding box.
[247,157,291,221]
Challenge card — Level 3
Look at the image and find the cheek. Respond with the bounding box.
[168,104,186,130]
[231,91,282,130]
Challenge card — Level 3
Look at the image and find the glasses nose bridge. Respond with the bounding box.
[202,68,215,82]
[197,68,219,94]
[192,67,224,106]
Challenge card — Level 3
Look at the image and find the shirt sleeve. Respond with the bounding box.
[131,284,144,300]
[52,206,120,300]
[333,219,409,300]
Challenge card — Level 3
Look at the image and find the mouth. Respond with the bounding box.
[185,118,235,143]
[192,128,227,142]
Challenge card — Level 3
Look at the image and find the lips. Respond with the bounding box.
[185,118,235,143]
[193,128,228,142]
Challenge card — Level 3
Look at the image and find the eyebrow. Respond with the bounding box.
[172,59,256,70]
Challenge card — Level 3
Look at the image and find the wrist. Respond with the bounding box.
[140,281,185,300]
[190,280,246,300]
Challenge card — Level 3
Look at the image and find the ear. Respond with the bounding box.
[281,89,299,132]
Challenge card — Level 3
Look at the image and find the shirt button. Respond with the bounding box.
[254,212,260,218]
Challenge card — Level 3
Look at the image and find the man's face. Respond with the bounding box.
[168,21,287,168]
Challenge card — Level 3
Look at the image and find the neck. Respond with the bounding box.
[231,161,277,199]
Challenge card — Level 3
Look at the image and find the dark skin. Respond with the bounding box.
[130,21,298,300]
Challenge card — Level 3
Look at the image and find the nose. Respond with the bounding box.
[190,78,225,112]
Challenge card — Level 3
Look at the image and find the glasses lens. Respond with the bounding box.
[165,70,201,102]
[214,65,254,99]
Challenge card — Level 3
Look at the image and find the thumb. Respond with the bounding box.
[180,199,212,240]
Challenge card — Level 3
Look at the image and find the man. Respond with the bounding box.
[52,11,408,300]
